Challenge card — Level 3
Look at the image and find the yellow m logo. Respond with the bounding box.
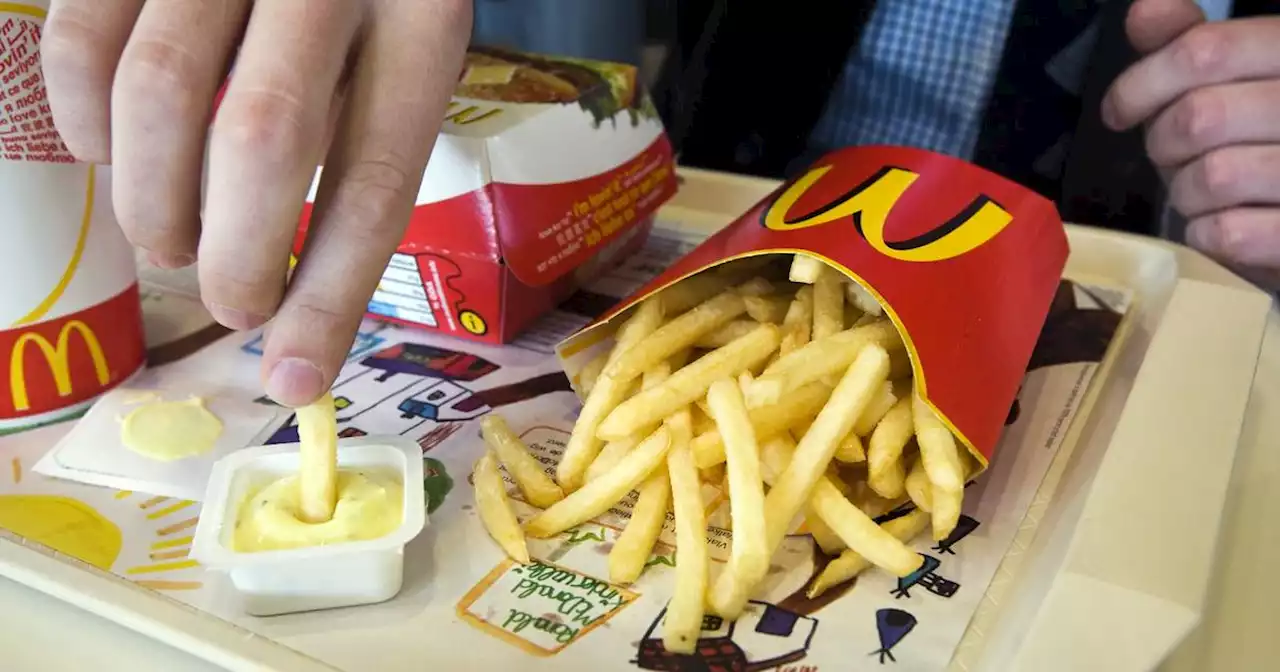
[762,165,1014,263]
[9,320,110,412]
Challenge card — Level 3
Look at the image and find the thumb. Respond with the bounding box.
[1126,0,1206,54]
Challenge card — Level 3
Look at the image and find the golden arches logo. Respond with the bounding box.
[9,320,110,411]
[762,165,1014,263]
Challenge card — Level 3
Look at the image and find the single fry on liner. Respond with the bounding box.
[932,483,963,540]
[789,254,824,283]
[807,509,929,598]
[663,408,707,655]
[904,456,934,512]
[597,325,781,441]
[690,380,830,468]
[854,382,897,436]
[527,426,672,538]
[474,450,530,564]
[480,415,565,509]
[748,320,902,407]
[759,344,890,570]
[868,397,914,498]
[812,266,844,340]
[296,393,339,524]
[604,291,747,383]
[609,467,671,585]
[911,393,966,492]
[558,298,663,491]
[706,380,769,586]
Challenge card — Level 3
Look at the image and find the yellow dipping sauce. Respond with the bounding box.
[232,469,404,552]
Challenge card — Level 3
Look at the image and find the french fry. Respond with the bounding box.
[480,415,565,509]
[658,272,731,315]
[747,321,902,407]
[805,509,847,555]
[789,254,824,283]
[745,294,790,324]
[690,380,831,468]
[598,325,781,441]
[911,393,966,492]
[296,393,338,524]
[604,291,748,383]
[867,397,913,498]
[664,415,708,654]
[806,509,929,598]
[695,319,759,349]
[706,380,769,586]
[760,345,890,557]
[844,279,883,315]
[585,357,681,482]
[735,277,776,297]
[812,266,845,340]
[474,451,530,564]
[609,466,671,585]
[932,484,963,541]
[854,382,897,437]
[699,462,725,485]
[577,351,609,398]
[527,426,672,538]
[843,302,863,330]
[904,456,933,512]
[760,432,920,578]
[833,430,866,463]
[690,403,717,436]
[557,298,663,491]
[779,285,814,356]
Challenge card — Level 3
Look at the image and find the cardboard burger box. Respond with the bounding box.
[294,46,679,343]
[557,145,1068,467]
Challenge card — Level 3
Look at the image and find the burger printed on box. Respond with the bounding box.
[294,47,678,344]
[557,145,1069,468]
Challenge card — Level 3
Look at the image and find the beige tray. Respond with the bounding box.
[0,167,1270,672]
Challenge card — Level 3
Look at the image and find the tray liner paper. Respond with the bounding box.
[558,146,1070,466]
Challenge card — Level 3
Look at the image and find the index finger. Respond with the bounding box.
[1104,18,1280,130]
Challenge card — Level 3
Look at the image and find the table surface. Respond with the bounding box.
[5,179,1280,670]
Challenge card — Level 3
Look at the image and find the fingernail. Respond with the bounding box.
[266,358,326,407]
[147,252,196,269]
[207,303,268,330]
[1187,220,1220,253]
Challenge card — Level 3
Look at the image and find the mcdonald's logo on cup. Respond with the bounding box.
[0,284,147,429]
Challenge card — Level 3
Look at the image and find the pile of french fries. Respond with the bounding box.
[473,253,975,654]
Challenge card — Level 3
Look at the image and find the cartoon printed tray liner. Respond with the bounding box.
[0,200,1132,670]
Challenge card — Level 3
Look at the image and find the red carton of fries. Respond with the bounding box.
[293,47,678,344]
[557,145,1068,467]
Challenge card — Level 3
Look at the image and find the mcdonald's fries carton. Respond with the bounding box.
[557,145,1068,465]
[0,0,146,431]
[293,46,678,344]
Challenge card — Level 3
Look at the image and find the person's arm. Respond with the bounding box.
[41,0,473,406]
[1104,0,1280,286]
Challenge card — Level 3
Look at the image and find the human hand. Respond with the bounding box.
[1102,0,1280,286]
[41,0,472,406]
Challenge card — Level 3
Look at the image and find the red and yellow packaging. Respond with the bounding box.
[293,46,678,344]
[557,146,1069,465]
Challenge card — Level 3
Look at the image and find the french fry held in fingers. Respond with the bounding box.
[474,451,529,564]
[807,509,930,599]
[706,380,769,587]
[812,266,845,340]
[609,466,671,585]
[557,298,663,491]
[604,291,748,383]
[789,254,824,283]
[296,393,339,524]
[597,324,781,441]
[689,380,830,469]
[663,411,708,654]
[480,415,565,509]
[867,397,913,499]
[746,320,903,407]
[526,426,673,538]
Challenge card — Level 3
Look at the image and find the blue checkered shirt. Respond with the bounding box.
[808,0,1234,163]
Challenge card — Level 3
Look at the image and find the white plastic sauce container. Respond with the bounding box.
[0,0,146,431]
[191,436,428,616]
